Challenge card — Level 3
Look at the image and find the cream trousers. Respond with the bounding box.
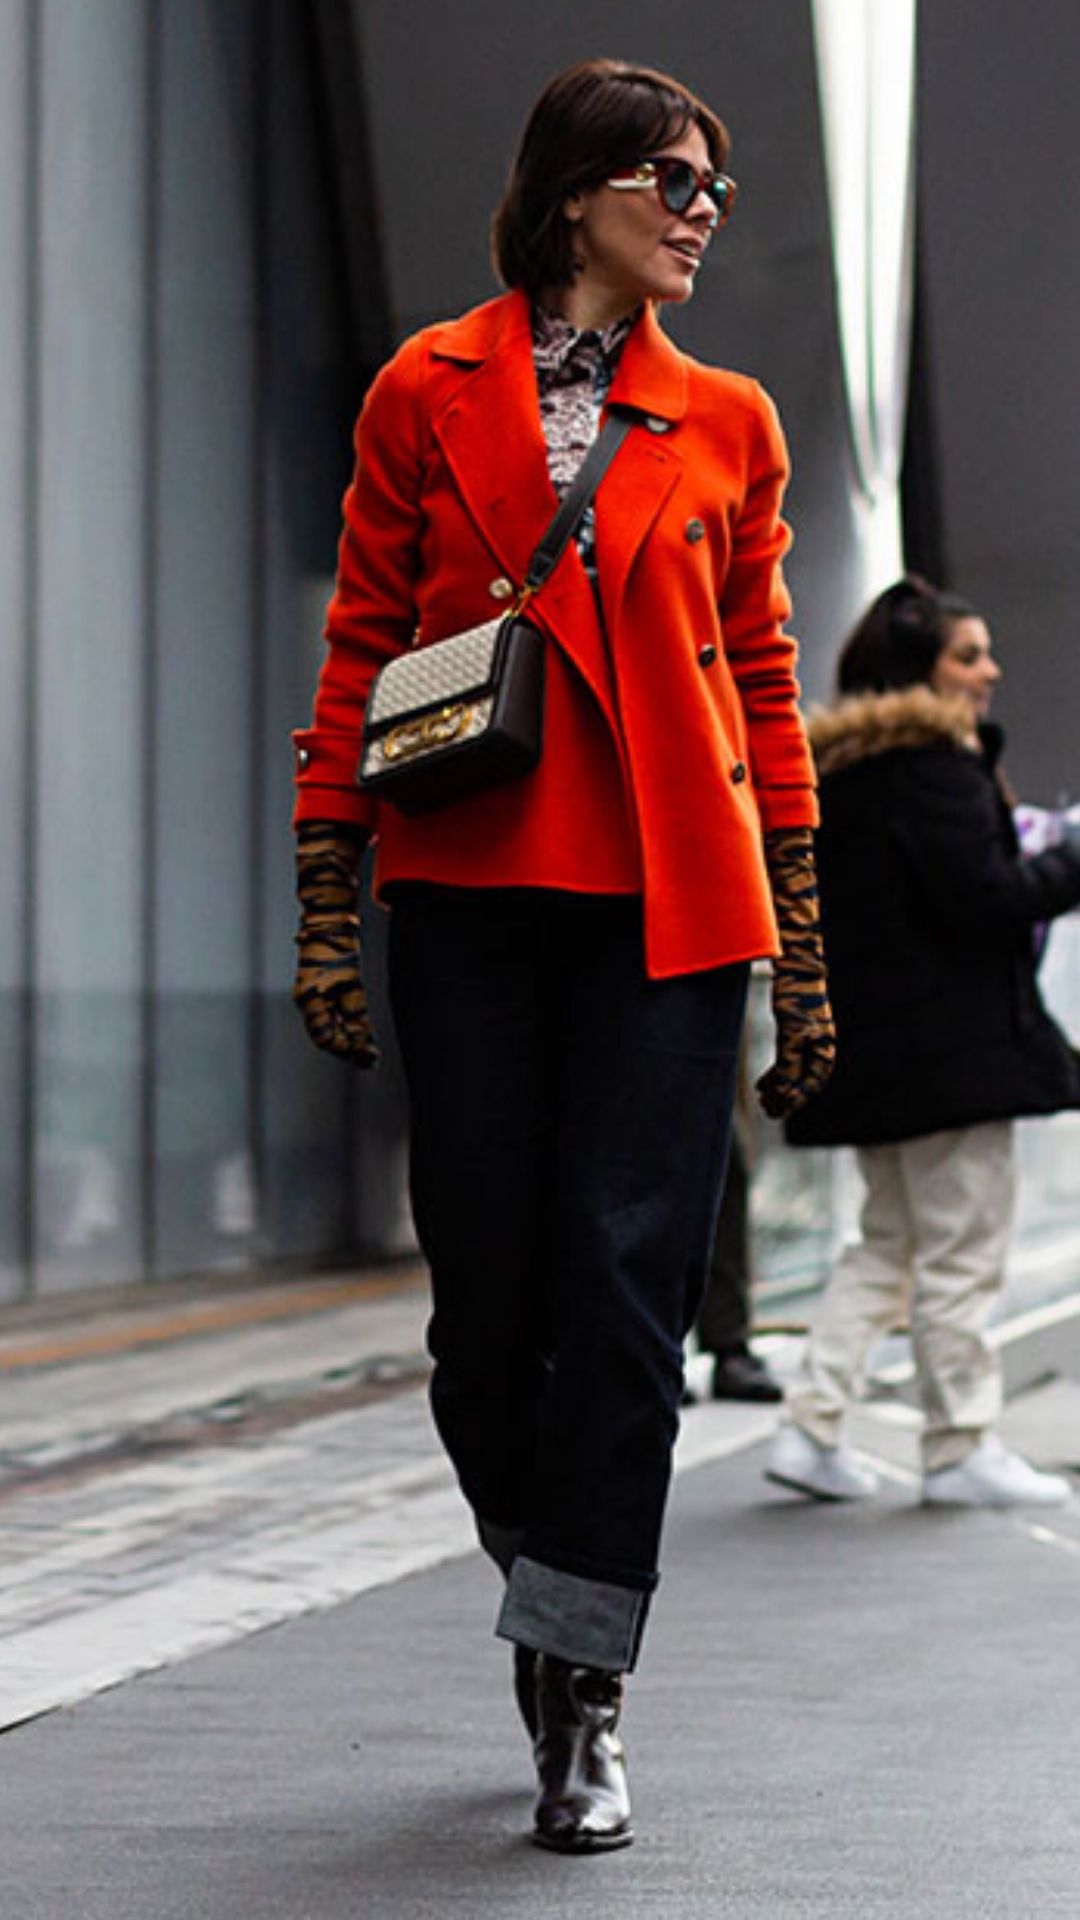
[786,1122,1015,1473]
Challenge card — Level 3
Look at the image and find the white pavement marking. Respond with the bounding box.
[1027,1521,1080,1559]
[0,1485,475,1732]
[0,1390,464,1730]
[0,1387,783,1733]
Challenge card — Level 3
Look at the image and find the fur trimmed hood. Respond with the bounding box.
[806,685,980,778]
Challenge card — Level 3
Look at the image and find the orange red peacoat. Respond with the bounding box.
[293,289,817,978]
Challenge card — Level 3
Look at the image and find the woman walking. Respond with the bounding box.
[293,58,833,1850]
[769,576,1080,1507]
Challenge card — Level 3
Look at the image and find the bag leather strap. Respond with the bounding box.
[518,407,636,604]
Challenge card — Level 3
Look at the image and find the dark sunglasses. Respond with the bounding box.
[606,157,737,224]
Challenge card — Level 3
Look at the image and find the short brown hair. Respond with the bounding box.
[491,58,730,298]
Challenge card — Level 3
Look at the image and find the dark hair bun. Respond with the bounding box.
[836,574,978,696]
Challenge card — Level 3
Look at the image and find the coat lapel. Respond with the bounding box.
[596,305,687,636]
[429,294,555,589]
[429,292,621,733]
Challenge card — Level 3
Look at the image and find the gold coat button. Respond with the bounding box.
[685,518,706,544]
[488,576,515,602]
[645,415,671,434]
[296,747,310,769]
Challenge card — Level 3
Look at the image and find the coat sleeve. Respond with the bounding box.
[719,385,817,831]
[890,748,1080,935]
[292,335,427,829]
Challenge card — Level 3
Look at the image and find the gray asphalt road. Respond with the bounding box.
[3,1439,1078,1920]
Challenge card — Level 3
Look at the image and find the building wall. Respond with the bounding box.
[0,0,385,1301]
[915,0,1080,805]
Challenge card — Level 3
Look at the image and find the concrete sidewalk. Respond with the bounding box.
[3,1424,1080,1918]
[0,1263,433,1476]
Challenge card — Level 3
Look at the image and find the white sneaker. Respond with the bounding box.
[765,1423,880,1501]
[922,1435,1072,1509]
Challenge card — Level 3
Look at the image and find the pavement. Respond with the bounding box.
[3,1263,1080,1917]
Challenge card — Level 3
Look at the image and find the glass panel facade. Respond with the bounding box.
[0,0,412,1301]
[34,0,149,1291]
[150,0,258,1277]
[0,2,31,1302]
[256,0,364,1261]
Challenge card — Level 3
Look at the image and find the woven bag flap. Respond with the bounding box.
[367,620,503,726]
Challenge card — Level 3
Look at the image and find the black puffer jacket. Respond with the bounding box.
[787,687,1080,1148]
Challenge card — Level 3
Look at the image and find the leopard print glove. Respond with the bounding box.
[293,822,379,1067]
[756,826,836,1119]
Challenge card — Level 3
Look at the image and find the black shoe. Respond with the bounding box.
[710,1343,783,1403]
[531,1655,633,1853]
[513,1643,538,1741]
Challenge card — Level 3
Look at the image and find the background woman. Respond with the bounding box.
[770,576,1080,1507]
[292,58,833,1852]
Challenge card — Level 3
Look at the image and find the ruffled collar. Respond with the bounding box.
[531,304,638,376]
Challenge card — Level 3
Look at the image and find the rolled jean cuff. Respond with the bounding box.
[495,1555,651,1673]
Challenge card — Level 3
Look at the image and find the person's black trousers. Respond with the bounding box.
[695,1132,752,1355]
[388,886,747,1671]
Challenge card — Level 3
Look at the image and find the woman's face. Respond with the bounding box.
[562,122,719,321]
[930,616,1002,719]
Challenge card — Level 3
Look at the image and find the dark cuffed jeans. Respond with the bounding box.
[387,885,747,1671]
[695,1132,752,1355]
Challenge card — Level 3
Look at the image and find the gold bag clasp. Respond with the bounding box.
[383,703,474,762]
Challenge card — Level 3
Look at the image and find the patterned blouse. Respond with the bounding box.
[531,305,637,580]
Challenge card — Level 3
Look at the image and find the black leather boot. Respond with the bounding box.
[513,1643,538,1740]
[531,1654,633,1853]
[711,1342,783,1403]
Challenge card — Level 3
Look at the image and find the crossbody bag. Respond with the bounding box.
[357,408,634,814]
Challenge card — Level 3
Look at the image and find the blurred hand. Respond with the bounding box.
[756,827,835,1119]
[293,822,379,1067]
